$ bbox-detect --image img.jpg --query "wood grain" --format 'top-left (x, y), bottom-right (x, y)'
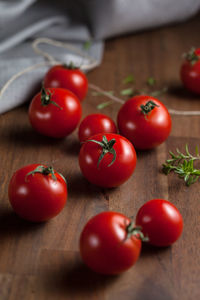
top-left (1, 13), bottom-right (200, 300)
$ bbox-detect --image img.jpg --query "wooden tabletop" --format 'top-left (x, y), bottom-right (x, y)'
top-left (1, 13), bottom-right (200, 300)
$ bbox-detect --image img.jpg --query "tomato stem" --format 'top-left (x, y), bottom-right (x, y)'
top-left (140, 100), bottom-right (159, 115)
top-left (183, 47), bottom-right (199, 65)
top-left (26, 165), bottom-right (57, 181)
top-left (85, 135), bottom-right (116, 168)
top-left (40, 85), bottom-right (63, 110)
top-left (125, 222), bottom-right (149, 242)
top-left (63, 61), bottom-right (79, 70)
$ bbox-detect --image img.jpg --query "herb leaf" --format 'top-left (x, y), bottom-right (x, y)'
top-left (147, 77), bottom-right (156, 86)
top-left (96, 101), bottom-right (113, 110)
top-left (162, 144), bottom-right (200, 186)
top-left (123, 75), bottom-right (135, 84)
top-left (150, 87), bottom-right (168, 97)
top-left (120, 88), bottom-right (134, 97)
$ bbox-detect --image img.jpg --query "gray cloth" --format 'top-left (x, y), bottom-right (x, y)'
top-left (0, 0), bottom-right (200, 114)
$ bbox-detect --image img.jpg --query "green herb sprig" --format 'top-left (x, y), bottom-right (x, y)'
top-left (162, 144), bottom-right (200, 186)
top-left (120, 87), bottom-right (135, 97)
top-left (147, 77), bottom-right (156, 86)
top-left (123, 74), bottom-right (135, 84)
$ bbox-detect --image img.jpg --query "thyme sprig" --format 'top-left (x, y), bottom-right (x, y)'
top-left (162, 145), bottom-right (200, 186)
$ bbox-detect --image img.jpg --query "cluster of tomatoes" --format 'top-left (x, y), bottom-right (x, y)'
top-left (8, 47), bottom-right (200, 275)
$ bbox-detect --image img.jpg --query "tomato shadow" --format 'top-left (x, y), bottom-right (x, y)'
top-left (136, 148), bottom-right (156, 159)
top-left (67, 172), bottom-right (118, 200)
top-left (167, 83), bottom-right (200, 102)
top-left (41, 257), bottom-right (118, 297)
top-left (60, 135), bottom-right (81, 157)
top-left (67, 172), bottom-right (103, 199)
top-left (140, 243), bottom-right (171, 258)
top-left (0, 207), bottom-right (45, 240)
top-left (1, 124), bottom-right (65, 149)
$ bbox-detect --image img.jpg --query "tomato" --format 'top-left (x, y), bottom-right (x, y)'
top-left (44, 64), bottom-right (88, 101)
top-left (80, 211), bottom-right (142, 274)
top-left (78, 113), bottom-right (117, 143)
top-left (117, 95), bottom-right (171, 150)
top-left (180, 47), bottom-right (200, 95)
top-left (79, 133), bottom-right (137, 188)
top-left (136, 199), bottom-right (183, 247)
top-left (8, 164), bottom-right (67, 222)
top-left (29, 87), bottom-right (82, 138)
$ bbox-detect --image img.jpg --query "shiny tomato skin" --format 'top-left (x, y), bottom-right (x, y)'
top-left (136, 199), bottom-right (183, 247)
top-left (8, 164), bottom-right (67, 222)
top-left (29, 88), bottom-right (82, 138)
top-left (79, 133), bottom-right (137, 188)
top-left (80, 211), bottom-right (141, 275)
top-left (78, 113), bottom-right (117, 142)
top-left (180, 48), bottom-right (200, 94)
top-left (117, 95), bottom-right (172, 150)
top-left (44, 65), bottom-right (88, 101)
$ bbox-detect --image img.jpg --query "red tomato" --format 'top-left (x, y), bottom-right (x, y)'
top-left (78, 113), bottom-right (117, 142)
top-left (79, 133), bottom-right (137, 187)
top-left (80, 211), bottom-right (142, 274)
top-left (180, 47), bottom-right (200, 95)
top-left (8, 164), bottom-right (67, 222)
top-left (117, 95), bottom-right (171, 150)
top-left (29, 87), bottom-right (82, 138)
top-left (44, 64), bottom-right (88, 101)
top-left (136, 199), bottom-right (183, 247)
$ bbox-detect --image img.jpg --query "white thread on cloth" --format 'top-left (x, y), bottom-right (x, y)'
top-left (32, 38), bottom-right (99, 70)
top-left (0, 37), bottom-right (99, 101)
top-left (0, 37), bottom-right (200, 116)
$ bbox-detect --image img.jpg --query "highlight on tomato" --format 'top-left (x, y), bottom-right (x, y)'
top-left (180, 47), bottom-right (200, 95)
top-left (28, 86), bottom-right (82, 138)
top-left (43, 63), bottom-right (88, 101)
top-left (78, 113), bottom-right (117, 143)
top-left (117, 95), bottom-right (172, 150)
top-left (79, 133), bottom-right (137, 188)
top-left (136, 199), bottom-right (183, 247)
top-left (80, 211), bottom-right (146, 275)
top-left (8, 164), bottom-right (67, 222)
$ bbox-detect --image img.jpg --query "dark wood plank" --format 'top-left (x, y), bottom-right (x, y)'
top-left (0, 13), bottom-right (200, 300)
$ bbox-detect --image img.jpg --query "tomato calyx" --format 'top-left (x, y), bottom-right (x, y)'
top-left (140, 100), bottom-right (159, 115)
top-left (41, 86), bottom-right (63, 110)
top-left (183, 47), bottom-right (199, 65)
top-left (63, 61), bottom-right (79, 70)
top-left (25, 165), bottom-right (66, 183)
top-left (125, 222), bottom-right (149, 242)
top-left (86, 135), bottom-right (116, 168)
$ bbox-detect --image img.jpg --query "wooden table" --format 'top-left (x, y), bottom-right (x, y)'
top-left (1, 13), bottom-right (200, 300)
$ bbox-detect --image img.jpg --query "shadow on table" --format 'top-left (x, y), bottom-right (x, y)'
top-left (60, 136), bottom-right (81, 157)
top-left (140, 243), bottom-right (170, 258)
top-left (42, 258), bottom-right (119, 297)
top-left (1, 124), bottom-right (65, 148)
top-left (0, 207), bottom-right (45, 240)
top-left (67, 171), bottom-right (118, 201)
top-left (167, 83), bottom-right (200, 102)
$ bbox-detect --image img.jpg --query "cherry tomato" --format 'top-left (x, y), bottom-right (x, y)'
top-left (80, 211), bottom-right (142, 274)
top-left (8, 164), bottom-right (67, 222)
top-left (44, 64), bottom-right (88, 101)
top-left (29, 87), bottom-right (82, 138)
top-left (79, 133), bottom-right (137, 188)
top-left (117, 95), bottom-right (172, 150)
top-left (136, 199), bottom-right (183, 247)
top-left (180, 47), bottom-right (200, 95)
top-left (78, 113), bottom-right (117, 143)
